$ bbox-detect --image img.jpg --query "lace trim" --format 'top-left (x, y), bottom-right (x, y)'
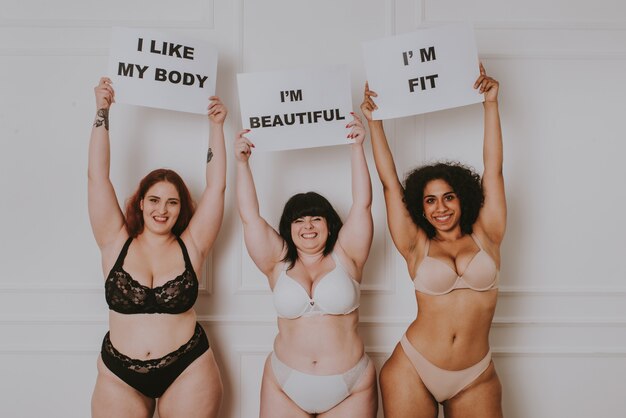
top-left (105, 269), bottom-right (197, 314)
top-left (342, 354), bottom-right (369, 391)
top-left (270, 352), bottom-right (369, 392)
top-left (102, 324), bottom-right (203, 374)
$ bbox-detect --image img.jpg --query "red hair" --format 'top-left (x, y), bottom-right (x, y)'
top-left (125, 169), bottom-right (195, 237)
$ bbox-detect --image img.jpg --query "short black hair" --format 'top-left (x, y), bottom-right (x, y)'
top-left (403, 161), bottom-right (483, 238)
top-left (278, 192), bottom-right (343, 269)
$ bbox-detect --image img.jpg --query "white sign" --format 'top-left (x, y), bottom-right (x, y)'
top-left (237, 66), bottom-right (353, 151)
top-left (108, 27), bottom-right (218, 114)
top-left (362, 23), bottom-right (483, 120)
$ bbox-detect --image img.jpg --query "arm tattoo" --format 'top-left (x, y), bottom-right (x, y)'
top-left (206, 147), bottom-right (214, 163)
top-left (93, 108), bottom-right (109, 131)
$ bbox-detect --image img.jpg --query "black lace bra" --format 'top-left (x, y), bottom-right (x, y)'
top-left (105, 237), bottom-right (198, 314)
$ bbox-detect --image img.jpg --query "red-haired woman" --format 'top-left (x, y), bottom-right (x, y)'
top-left (89, 77), bottom-right (226, 418)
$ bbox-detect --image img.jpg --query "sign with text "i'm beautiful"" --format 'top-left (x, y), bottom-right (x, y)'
top-left (237, 66), bottom-right (353, 151)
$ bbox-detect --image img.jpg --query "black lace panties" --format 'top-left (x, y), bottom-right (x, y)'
top-left (100, 322), bottom-right (209, 398)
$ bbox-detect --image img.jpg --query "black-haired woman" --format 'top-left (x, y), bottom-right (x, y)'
top-left (234, 115), bottom-right (377, 418)
top-left (361, 64), bottom-right (505, 418)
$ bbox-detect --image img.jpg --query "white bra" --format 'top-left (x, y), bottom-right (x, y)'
top-left (273, 253), bottom-right (360, 319)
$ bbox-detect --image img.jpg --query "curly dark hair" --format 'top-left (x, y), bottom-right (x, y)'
top-left (278, 192), bottom-right (343, 269)
top-left (403, 161), bottom-right (483, 238)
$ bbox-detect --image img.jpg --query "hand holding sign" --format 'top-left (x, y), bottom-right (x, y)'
top-left (362, 63), bottom-right (498, 123)
top-left (94, 77), bottom-right (115, 111)
top-left (474, 63), bottom-right (500, 103)
top-left (346, 113), bottom-right (366, 145)
top-left (359, 82), bottom-right (378, 123)
top-left (207, 96), bottom-right (227, 125)
top-left (237, 66), bottom-right (352, 151)
top-left (362, 23), bottom-right (482, 120)
top-left (108, 27), bottom-right (218, 114)
top-left (234, 129), bottom-right (254, 163)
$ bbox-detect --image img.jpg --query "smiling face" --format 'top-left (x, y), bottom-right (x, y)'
top-left (290, 215), bottom-right (329, 254)
top-left (139, 181), bottom-right (181, 236)
top-left (422, 179), bottom-right (462, 234)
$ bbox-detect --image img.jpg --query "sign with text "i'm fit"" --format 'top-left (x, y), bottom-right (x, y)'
top-left (362, 23), bottom-right (483, 120)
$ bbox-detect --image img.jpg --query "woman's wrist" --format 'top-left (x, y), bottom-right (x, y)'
top-left (208, 120), bottom-right (225, 130)
top-left (93, 108), bottom-right (110, 130)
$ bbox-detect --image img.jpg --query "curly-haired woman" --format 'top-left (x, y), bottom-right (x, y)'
top-left (361, 64), bottom-right (505, 418)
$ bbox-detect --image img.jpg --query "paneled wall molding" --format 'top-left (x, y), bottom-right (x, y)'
top-left (234, 0), bottom-right (399, 298)
top-left (0, 347), bottom-right (97, 355)
top-left (481, 51), bottom-right (626, 60)
top-left (5, 345), bottom-right (621, 357)
top-left (424, 20), bottom-right (626, 31)
top-left (0, 47), bottom-right (108, 57)
top-left (2, 282), bottom-right (622, 295)
top-left (0, 315), bottom-right (106, 325)
top-left (4, 47), bottom-right (625, 61)
top-left (2, 314), bottom-right (624, 327)
top-left (366, 346), bottom-right (626, 358)
top-left (0, 259), bottom-right (212, 294)
top-left (0, 0), bottom-right (214, 29)
top-left (0, 19), bottom-right (213, 29)
top-left (498, 286), bottom-right (626, 297)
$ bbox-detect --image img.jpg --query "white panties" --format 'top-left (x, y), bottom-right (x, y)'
top-left (270, 352), bottom-right (369, 414)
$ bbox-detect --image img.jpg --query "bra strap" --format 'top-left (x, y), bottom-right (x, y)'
top-left (470, 233), bottom-right (484, 250)
top-left (423, 238), bottom-right (431, 257)
top-left (112, 237), bottom-right (133, 269)
top-left (330, 252), bottom-right (357, 281)
top-left (330, 252), bottom-right (343, 269)
top-left (176, 236), bottom-right (193, 268)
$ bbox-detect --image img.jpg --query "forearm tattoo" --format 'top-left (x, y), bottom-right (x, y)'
top-left (206, 147), bottom-right (213, 163)
top-left (94, 108), bottom-right (109, 131)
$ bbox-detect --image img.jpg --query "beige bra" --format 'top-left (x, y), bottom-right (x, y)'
top-left (413, 234), bottom-right (499, 295)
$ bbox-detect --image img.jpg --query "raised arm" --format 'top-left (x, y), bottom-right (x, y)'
top-left (88, 77), bottom-right (126, 250)
top-left (473, 64), bottom-right (506, 244)
top-left (360, 83), bottom-right (421, 260)
top-left (184, 97), bottom-right (228, 259)
top-left (336, 113), bottom-right (373, 272)
top-left (235, 130), bottom-right (284, 278)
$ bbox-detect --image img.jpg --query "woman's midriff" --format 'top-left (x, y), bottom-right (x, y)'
top-left (274, 311), bottom-right (363, 374)
top-left (405, 289), bottom-right (498, 370)
top-left (108, 309), bottom-right (198, 359)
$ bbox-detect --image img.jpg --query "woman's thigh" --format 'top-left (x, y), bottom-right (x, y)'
top-left (259, 354), bottom-right (312, 418)
top-left (157, 348), bottom-right (223, 418)
top-left (380, 343), bottom-right (438, 418)
top-left (91, 356), bottom-right (155, 418)
top-left (319, 357), bottom-right (378, 418)
top-left (443, 362), bottom-right (503, 418)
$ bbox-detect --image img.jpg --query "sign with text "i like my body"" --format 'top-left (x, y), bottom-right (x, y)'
top-left (108, 27), bottom-right (218, 114)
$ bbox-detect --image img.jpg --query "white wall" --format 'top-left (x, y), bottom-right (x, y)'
top-left (1, 1), bottom-right (625, 417)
